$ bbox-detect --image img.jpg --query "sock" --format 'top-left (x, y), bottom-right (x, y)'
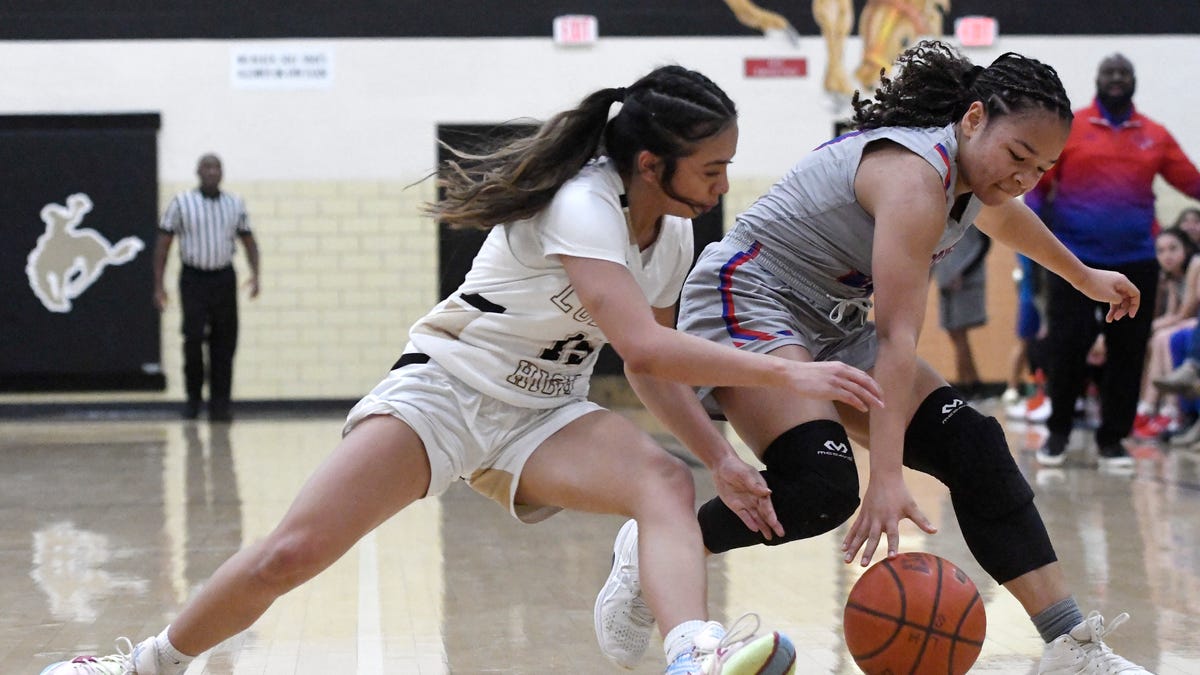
top-left (1032, 597), bottom-right (1085, 643)
top-left (154, 626), bottom-right (195, 674)
top-left (664, 620), bottom-right (707, 665)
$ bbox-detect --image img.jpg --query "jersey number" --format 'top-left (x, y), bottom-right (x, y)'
top-left (540, 333), bottom-right (595, 365)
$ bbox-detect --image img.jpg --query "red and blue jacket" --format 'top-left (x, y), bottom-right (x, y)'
top-left (1025, 99), bottom-right (1200, 266)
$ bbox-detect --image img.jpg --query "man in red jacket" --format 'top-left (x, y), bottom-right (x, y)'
top-left (1026, 53), bottom-right (1200, 468)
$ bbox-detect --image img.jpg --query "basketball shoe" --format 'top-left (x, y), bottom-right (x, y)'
top-left (596, 519), bottom-right (655, 668)
top-left (1036, 432), bottom-right (1069, 467)
top-left (39, 636), bottom-right (162, 674)
top-left (1038, 612), bottom-right (1150, 674)
top-left (666, 615), bottom-right (796, 675)
top-left (1097, 443), bottom-right (1135, 470)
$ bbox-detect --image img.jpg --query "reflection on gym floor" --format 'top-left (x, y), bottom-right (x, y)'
top-left (6, 398), bottom-right (1200, 673)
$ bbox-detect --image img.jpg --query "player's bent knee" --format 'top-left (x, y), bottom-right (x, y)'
top-left (636, 449), bottom-right (696, 506)
top-left (902, 387), bottom-right (1055, 582)
top-left (904, 387), bottom-right (1034, 520)
top-left (700, 420), bottom-right (859, 553)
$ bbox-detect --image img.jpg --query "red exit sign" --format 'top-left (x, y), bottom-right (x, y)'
top-left (955, 16), bottom-right (998, 47)
top-left (744, 57), bottom-right (808, 78)
top-left (553, 14), bottom-right (598, 45)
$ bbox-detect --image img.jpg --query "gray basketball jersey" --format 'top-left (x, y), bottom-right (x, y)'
top-left (727, 124), bottom-right (982, 302)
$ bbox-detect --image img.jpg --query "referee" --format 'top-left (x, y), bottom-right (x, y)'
top-left (154, 153), bottom-right (260, 422)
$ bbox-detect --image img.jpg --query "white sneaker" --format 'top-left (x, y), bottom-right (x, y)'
top-left (1039, 612), bottom-right (1151, 674)
top-left (1006, 399), bottom-right (1030, 420)
top-left (595, 519), bottom-right (655, 669)
top-left (669, 614), bottom-right (795, 675)
top-left (1027, 396), bottom-right (1052, 423)
top-left (40, 637), bottom-right (159, 674)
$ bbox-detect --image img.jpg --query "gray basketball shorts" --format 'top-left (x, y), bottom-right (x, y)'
top-left (938, 263), bottom-right (988, 332)
top-left (679, 239), bottom-right (878, 401)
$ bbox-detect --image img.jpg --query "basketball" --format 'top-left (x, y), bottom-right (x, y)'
top-left (843, 552), bottom-right (986, 675)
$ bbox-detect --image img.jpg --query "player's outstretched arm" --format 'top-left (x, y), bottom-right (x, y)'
top-left (559, 254), bottom-right (884, 410)
top-left (976, 198), bottom-right (1140, 321)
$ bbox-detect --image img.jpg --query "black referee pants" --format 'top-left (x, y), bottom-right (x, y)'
top-left (179, 265), bottom-right (239, 412)
top-left (1043, 258), bottom-right (1158, 447)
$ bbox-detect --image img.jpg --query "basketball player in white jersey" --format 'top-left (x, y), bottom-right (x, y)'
top-left (42, 66), bottom-right (884, 675)
top-left (597, 43), bottom-right (1152, 674)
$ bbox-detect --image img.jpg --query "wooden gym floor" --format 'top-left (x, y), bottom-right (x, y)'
top-left (4, 396), bottom-right (1200, 674)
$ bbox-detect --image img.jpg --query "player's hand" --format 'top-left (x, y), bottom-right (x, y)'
top-left (245, 275), bottom-right (260, 299)
top-left (785, 361), bottom-right (885, 413)
top-left (153, 288), bottom-right (168, 312)
top-left (1078, 268), bottom-right (1139, 322)
top-left (712, 454), bottom-right (784, 540)
top-left (841, 473), bottom-right (936, 566)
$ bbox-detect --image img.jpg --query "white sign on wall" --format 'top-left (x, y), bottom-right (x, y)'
top-left (231, 45), bottom-right (334, 89)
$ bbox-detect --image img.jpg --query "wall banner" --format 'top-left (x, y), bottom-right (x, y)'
top-left (0, 113), bottom-right (165, 391)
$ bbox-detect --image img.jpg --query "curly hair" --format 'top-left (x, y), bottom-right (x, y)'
top-left (852, 40), bottom-right (1072, 131)
top-left (430, 65), bottom-right (736, 230)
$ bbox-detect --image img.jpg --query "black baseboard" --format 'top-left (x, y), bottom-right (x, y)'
top-left (0, 399), bottom-right (359, 420)
top-left (0, 372), bottom-right (167, 392)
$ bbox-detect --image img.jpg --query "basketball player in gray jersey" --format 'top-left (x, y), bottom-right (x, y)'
top-left (597, 42), bottom-right (1151, 674)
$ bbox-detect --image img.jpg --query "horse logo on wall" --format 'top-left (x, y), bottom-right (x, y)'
top-left (25, 193), bottom-right (145, 313)
top-left (724, 0), bottom-right (949, 94)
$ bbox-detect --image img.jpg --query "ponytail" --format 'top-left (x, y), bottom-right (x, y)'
top-left (431, 65), bottom-right (736, 230)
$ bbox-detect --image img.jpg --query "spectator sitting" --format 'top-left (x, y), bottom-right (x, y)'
top-left (1134, 227), bottom-right (1198, 438)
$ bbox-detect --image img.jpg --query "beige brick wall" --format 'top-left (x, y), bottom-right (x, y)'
top-left (4, 175), bottom-right (1193, 405)
top-left (227, 179), bottom-right (440, 399)
top-left (1, 179), bottom-right (439, 405)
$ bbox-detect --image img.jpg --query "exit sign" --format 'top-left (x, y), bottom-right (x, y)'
top-left (553, 15), bottom-right (598, 46)
top-left (955, 16), bottom-right (998, 47)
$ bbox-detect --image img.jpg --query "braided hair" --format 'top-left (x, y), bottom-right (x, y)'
top-left (432, 65), bottom-right (737, 230)
top-left (852, 40), bottom-right (1072, 131)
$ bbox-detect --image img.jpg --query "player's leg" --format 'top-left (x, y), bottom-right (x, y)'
top-left (851, 358), bottom-right (1149, 673)
top-left (521, 410), bottom-right (796, 674)
top-left (517, 409), bottom-right (705, 638)
top-left (41, 414), bottom-right (435, 675)
top-left (698, 344), bottom-right (862, 553)
top-left (881, 359), bottom-right (1070, 611)
top-left (171, 415), bottom-right (432, 651)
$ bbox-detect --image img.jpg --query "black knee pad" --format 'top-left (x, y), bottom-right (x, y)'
top-left (904, 387), bottom-right (1034, 518)
top-left (699, 420), bottom-right (860, 554)
top-left (905, 387), bottom-right (1056, 583)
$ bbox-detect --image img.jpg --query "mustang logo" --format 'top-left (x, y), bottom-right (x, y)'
top-left (25, 193), bottom-right (144, 313)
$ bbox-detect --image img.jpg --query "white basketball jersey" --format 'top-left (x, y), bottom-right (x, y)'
top-left (408, 158), bottom-right (694, 408)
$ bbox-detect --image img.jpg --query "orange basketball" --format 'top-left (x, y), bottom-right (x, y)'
top-left (843, 552), bottom-right (986, 675)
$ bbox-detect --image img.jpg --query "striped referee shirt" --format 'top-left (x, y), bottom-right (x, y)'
top-left (160, 189), bottom-right (252, 270)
